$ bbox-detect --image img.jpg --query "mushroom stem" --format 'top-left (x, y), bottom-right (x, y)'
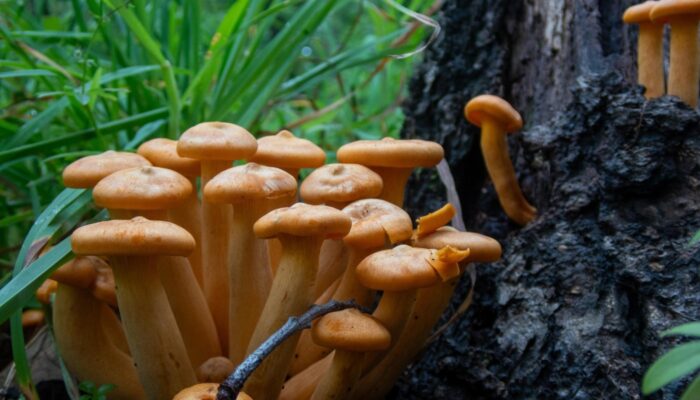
top-left (637, 22), bottom-right (665, 98)
top-left (170, 176), bottom-right (204, 288)
top-left (480, 118), bottom-right (536, 225)
top-left (201, 160), bottom-right (233, 353)
top-left (228, 202), bottom-right (273, 365)
top-left (312, 239), bottom-right (348, 298)
top-left (243, 236), bottom-right (323, 400)
top-left (109, 255), bottom-right (196, 399)
top-left (310, 350), bottom-right (361, 400)
top-left (668, 17), bottom-right (700, 107)
top-left (53, 285), bottom-right (146, 400)
top-left (369, 167), bottom-right (413, 207)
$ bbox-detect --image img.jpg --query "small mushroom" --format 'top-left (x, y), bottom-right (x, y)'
top-left (624, 1), bottom-right (665, 98)
top-left (196, 356), bottom-right (235, 383)
top-left (21, 309), bottom-right (44, 329)
top-left (178, 122), bottom-right (258, 353)
top-left (173, 383), bottom-right (252, 400)
top-left (465, 95), bottom-right (537, 225)
top-left (310, 309), bottom-right (391, 400)
top-left (35, 279), bottom-right (57, 304)
top-left (250, 130), bottom-right (326, 178)
top-left (204, 163), bottom-right (297, 364)
top-left (62, 150), bottom-right (151, 188)
top-left (72, 217), bottom-right (197, 399)
top-left (336, 138), bottom-right (444, 206)
top-left (650, 0), bottom-right (700, 107)
top-left (243, 204), bottom-right (351, 400)
top-left (138, 138), bottom-right (204, 288)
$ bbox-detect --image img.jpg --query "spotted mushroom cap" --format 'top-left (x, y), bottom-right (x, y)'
top-left (62, 151), bottom-right (151, 188)
top-left (173, 383), bottom-right (252, 400)
top-left (336, 137), bottom-right (444, 168)
top-left (177, 122), bottom-right (257, 161)
top-left (342, 199), bottom-right (412, 249)
top-left (250, 130), bottom-right (326, 170)
top-left (413, 226), bottom-right (502, 263)
top-left (204, 163), bottom-right (297, 204)
top-left (650, 0), bottom-right (700, 22)
top-left (137, 138), bottom-right (200, 177)
top-left (93, 166), bottom-right (193, 210)
top-left (254, 203), bottom-right (351, 240)
top-left (311, 308), bottom-right (391, 352)
top-left (623, 1), bottom-right (656, 23)
top-left (300, 163), bottom-right (383, 206)
top-left (72, 217), bottom-right (195, 257)
top-left (356, 245), bottom-right (441, 291)
top-left (464, 95), bottom-right (523, 133)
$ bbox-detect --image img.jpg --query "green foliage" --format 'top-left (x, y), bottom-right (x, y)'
top-left (78, 381), bottom-right (116, 400)
top-left (643, 322), bottom-right (700, 398)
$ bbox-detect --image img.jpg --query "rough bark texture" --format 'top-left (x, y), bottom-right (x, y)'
top-left (397, 1), bottom-right (700, 399)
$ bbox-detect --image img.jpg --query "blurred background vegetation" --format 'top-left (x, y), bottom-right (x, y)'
top-left (0, 0), bottom-right (437, 273)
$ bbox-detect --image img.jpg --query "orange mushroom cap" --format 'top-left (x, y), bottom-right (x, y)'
top-left (464, 95), bottom-right (523, 133)
top-left (300, 163), bottom-right (383, 206)
top-left (36, 279), bottom-right (58, 304)
top-left (254, 203), bottom-right (351, 240)
top-left (62, 151), bottom-right (151, 188)
top-left (341, 199), bottom-right (412, 249)
top-left (250, 130), bottom-right (326, 170)
top-left (50, 256), bottom-right (101, 289)
top-left (72, 217), bottom-right (195, 257)
top-left (196, 356), bottom-right (235, 383)
top-left (413, 226), bottom-right (502, 263)
top-left (336, 137), bottom-right (444, 168)
top-left (173, 383), bottom-right (252, 400)
top-left (204, 163), bottom-right (297, 204)
top-left (21, 309), bottom-right (45, 328)
top-left (93, 166), bottom-right (193, 211)
top-left (623, 1), bottom-right (657, 23)
top-left (137, 138), bottom-right (201, 177)
top-left (177, 122), bottom-right (257, 161)
top-left (311, 308), bottom-right (391, 352)
top-left (650, 0), bottom-right (700, 22)
top-left (356, 245), bottom-right (441, 291)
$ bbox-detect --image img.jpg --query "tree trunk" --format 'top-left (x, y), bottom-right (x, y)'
top-left (398, 1), bottom-right (700, 399)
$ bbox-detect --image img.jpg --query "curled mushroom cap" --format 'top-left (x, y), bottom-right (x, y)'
top-left (71, 217), bottom-right (195, 256)
top-left (36, 279), bottom-right (58, 304)
top-left (413, 226), bottom-right (501, 263)
top-left (300, 164), bottom-right (383, 205)
top-left (623, 1), bottom-right (656, 23)
top-left (62, 151), bottom-right (151, 188)
top-left (336, 137), bottom-right (444, 168)
top-left (356, 245), bottom-right (441, 291)
top-left (650, 0), bottom-right (700, 22)
top-left (312, 308), bottom-right (391, 352)
top-left (196, 356), bottom-right (234, 383)
top-left (250, 130), bottom-right (326, 170)
top-left (342, 199), bottom-right (412, 249)
top-left (254, 203), bottom-right (351, 239)
top-left (177, 122), bottom-right (257, 161)
top-left (204, 163), bottom-right (297, 204)
top-left (173, 383), bottom-right (252, 400)
top-left (93, 166), bottom-right (193, 211)
top-left (464, 95), bottom-right (523, 133)
top-left (137, 138), bottom-right (200, 177)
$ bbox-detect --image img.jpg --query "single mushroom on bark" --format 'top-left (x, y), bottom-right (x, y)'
top-left (465, 94), bottom-right (537, 225)
top-left (624, 1), bottom-right (665, 99)
top-left (71, 217), bottom-right (198, 399)
top-left (178, 122), bottom-right (258, 353)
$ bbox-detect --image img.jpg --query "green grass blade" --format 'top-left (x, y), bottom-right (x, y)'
top-left (642, 341), bottom-right (700, 394)
top-left (682, 373), bottom-right (700, 400)
top-left (663, 322), bottom-right (700, 338)
top-left (0, 69), bottom-right (57, 79)
top-left (10, 31), bottom-right (92, 41)
top-left (5, 97), bottom-right (70, 148)
top-left (10, 312), bottom-right (38, 399)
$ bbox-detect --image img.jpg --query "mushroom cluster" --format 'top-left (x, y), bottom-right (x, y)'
top-left (624, 0), bottom-right (700, 107)
top-left (38, 124), bottom-right (504, 400)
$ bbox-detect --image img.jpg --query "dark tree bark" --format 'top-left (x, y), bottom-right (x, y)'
top-left (398, 1), bottom-right (700, 399)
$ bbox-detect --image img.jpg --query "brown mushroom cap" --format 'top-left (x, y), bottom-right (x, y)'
top-left (464, 95), bottom-right (523, 133)
top-left (300, 164), bottom-right (383, 205)
top-left (623, 1), bottom-right (656, 23)
top-left (137, 138), bottom-right (200, 177)
top-left (72, 217), bottom-right (195, 256)
top-left (336, 138), bottom-right (444, 168)
top-left (311, 308), bottom-right (391, 352)
top-left (177, 122), bottom-right (257, 161)
top-left (413, 226), bottom-right (502, 263)
top-left (22, 309), bottom-right (45, 328)
top-left (196, 356), bottom-right (235, 383)
top-left (173, 383), bottom-right (252, 400)
top-left (93, 166), bottom-right (193, 211)
top-left (36, 279), bottom-right (58, 304)
top-left (250, 130), bottom-right (326, 170)
top-left (253, 203), bottom-right (351, 240)
top-left (342, 199), bottom-right (412, 249)
top-left (62, 151), bottom-right (151, 188)
top-left (50, 256), bottom-right (101, 289)
top-left (356, 245), bottom-right (440, 291)
top-left (650, 0), bottom-right (700, 22)
top-left (203, 163), bottom-right (297, 204)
